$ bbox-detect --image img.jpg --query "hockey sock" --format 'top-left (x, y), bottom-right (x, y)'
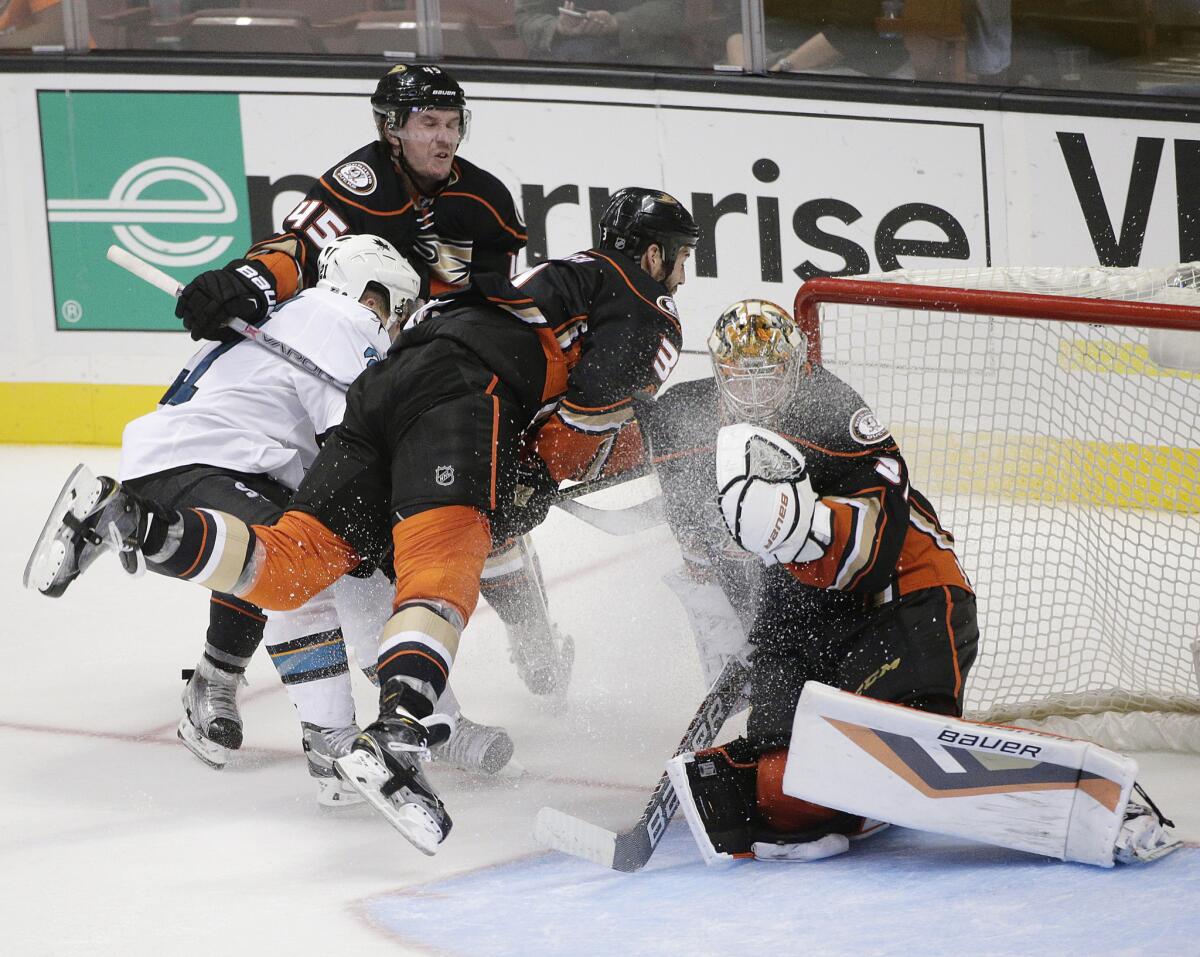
top-left (481, 556), bottom-right (547, 630)
top-left (376, 602), bottom-right (462, 719)
top-left (203, 593), bottom-right (267, 675)
top-left (147, 507), bottom-right (255, 594)
top-left (267, 627), bottom-right (356, 728)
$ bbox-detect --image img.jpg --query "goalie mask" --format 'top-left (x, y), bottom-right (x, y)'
top-left (316, 234), bottom-right (422, 333)
top-left (709, 299), bottom-right (808, 422)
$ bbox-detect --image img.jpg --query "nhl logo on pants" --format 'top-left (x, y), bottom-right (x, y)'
top-left (435, 465), bottom-right (455, 487)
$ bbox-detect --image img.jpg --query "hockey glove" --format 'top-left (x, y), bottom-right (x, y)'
top-left (715, 423), bottom-right (829, 566)
top-left (175, 258), bottom-right (277, 341)
top-left (492, 455), bottom-right (558, 541)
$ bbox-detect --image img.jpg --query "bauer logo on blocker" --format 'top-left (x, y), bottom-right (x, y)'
top-left (39, 91), bottom-right (252, 331)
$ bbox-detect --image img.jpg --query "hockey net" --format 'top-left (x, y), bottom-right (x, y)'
top-left (794, 264), bottom-right (1200, 752)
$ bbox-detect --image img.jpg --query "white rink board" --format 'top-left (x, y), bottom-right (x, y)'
top-left (4, 70), bottom-right (1200, 390)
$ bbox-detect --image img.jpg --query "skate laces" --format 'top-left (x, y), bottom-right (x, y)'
top-left (437, 717), bottom-right (503, 769)
top-left (303, 723), bottom-right (360, 772)
top-left (98, 489), bottom-right (149, 578)
top-left (195, 666), bottom-right (244, 725)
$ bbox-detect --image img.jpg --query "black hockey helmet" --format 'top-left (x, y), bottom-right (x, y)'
top-left (598, 187), bottom-right (699, 264)
top-left (371, 64), bottom-right (469, 134)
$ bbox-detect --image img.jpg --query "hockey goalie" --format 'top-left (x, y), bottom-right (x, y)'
top-left (649, 299), bottom-right (1180, 867)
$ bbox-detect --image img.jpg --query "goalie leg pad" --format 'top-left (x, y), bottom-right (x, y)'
top-left (782, 682), bottom-right (1180, 867)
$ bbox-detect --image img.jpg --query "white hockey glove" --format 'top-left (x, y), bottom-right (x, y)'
top-left (715, 423), bottom-right (831, 566)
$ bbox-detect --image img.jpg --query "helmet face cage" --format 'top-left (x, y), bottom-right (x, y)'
top-left (375, 105), bottom-right (471, 146)
top-left (316, 235), bottom-right (422, 331)
top-left (708, 300), bottom-right (807, 422)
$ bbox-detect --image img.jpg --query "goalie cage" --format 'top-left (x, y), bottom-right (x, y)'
top-left (794, 264), bottom-right (1200, 753)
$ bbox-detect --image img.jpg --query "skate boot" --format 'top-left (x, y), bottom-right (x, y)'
top-left (23, 465), bottom-right (151, 597)
top-left (1114, 785), bottom-right (1182, 864)
top-left (302, 722), bottom-right (364, 807)
top-left (334, 679), bottom-right (452, 855)
top-left (507, 620), bottom-right (575, 696)
top-left (177, 658), bottom-right (245, 769)
top-left (426, 713), bottom-right (516, 776)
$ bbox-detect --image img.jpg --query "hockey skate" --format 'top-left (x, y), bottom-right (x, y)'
top-left (425, 713), bottom-right (517, 776)
top-left (302, 722), bottom-right (365, 807)
top-left (1114, 790), bottom-right (1182, 864)
top-left (23, 465), bottom-right (148, 597)
top-left (334, 681), bottom-right (452, 855)
top-left (177, 658), bottom-right (245, 769)
top-left (507, 620), bottom-right (575, 697)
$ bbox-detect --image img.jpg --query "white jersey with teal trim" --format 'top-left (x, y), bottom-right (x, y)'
top-left (119, 287), bottom-right (390, 489)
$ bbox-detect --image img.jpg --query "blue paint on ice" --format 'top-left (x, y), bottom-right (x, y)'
top-left (363, 825), bottom-right (1200, 957)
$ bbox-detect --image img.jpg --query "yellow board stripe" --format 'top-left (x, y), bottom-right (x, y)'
top-left (0, 383), bottom-right (161, 445)
top-left (1060, 340), bottom-right (1200, 378)
top-left (901, 429), bottom-right (1200, 512)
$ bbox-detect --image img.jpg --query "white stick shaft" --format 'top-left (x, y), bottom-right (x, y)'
top-left (104, 244), bottom-right (350, 391)
top-left (106, 245), bottom-right (182, 298)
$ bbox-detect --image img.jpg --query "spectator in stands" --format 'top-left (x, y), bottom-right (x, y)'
top-left (724, 1), bottom-right (912, 79)
top-left (0, 0), bottom-right (66, 48)
top-left (515, 0), bottom-right (692, 67)
top-left (963, 0), bottom-right (1012, 82)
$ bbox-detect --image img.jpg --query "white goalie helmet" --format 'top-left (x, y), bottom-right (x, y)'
top-left (316, 234), bottom-right (422, 331)
top-left (708, 299), bottom-right (808, 422)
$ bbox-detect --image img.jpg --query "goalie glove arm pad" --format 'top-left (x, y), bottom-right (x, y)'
top-left (175, 258), bottom-right (278, 341)
top-left (716, 424), bottom-right (822, 566)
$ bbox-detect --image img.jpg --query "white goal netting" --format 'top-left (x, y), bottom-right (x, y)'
top-left (798, 264), bottom-right (1200, 751)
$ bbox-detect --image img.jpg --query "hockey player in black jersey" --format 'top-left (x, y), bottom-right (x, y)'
top-left (175, 64), bottom-right (526, 330)
top-left (27, 187), bottom-right (699, 856)
top-left (644, 298), bottom-right (980, 862)
top-left (165, 65), bottom-right (564, 754)
top-left (655, 299), bottom-right (1178, 869)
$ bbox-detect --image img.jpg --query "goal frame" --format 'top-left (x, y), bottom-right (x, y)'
top-left (790, 271), bottom-right (1200, 751)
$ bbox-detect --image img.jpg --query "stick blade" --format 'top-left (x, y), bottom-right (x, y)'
top-left (534, 807), bottom-right (617, 868)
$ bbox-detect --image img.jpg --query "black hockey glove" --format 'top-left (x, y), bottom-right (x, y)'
top-left (492, 456), bottom-right (558, 541)
top-left (175, 258), bottom-right (277, 341)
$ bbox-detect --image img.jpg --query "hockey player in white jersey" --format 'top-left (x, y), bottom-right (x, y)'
top-left (27, 234), bottom-right (514, 800)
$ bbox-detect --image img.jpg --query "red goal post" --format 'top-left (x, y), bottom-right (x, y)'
top-left (792, 265), bottom-right (1200, 752)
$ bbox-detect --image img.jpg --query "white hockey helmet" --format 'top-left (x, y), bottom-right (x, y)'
top-left (708, 299), bottom-right (808, 422)
top-left (315, 234), bottom-right (422, 330)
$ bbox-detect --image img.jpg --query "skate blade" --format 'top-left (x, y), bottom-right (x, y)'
top-left (22, 464), bottom-right (100, 595)
top-left (314, 775), bottom-right (365, 808)
top-left (176, 717), bottom-right (229, 770)
top-left (334, 751), bottom-right (445, 856)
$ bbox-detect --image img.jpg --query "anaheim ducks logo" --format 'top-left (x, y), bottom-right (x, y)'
top-left (332, 161), bottom-right (376, 196)
top-left (656, 295), bottom-right (679, 318)
top-left (849, 407), bottom-right (890, 445)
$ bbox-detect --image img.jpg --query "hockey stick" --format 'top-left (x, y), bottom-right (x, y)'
top-left (105, 245), bottom-right (352, 390)
top-left (534, 656), bottom-right (751, 872)
top-left (554, 495), bottom-right (666, 536)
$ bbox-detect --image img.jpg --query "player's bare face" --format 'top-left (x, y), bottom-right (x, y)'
top-left (660, 246), bottom-right (692, 295)
top-left (386, 108), bottom-right (462, 188)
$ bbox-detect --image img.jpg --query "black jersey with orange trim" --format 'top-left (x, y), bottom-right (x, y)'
top-left (398, 249), bottom-right (684, 482)
top-left (650, 370), bottom-right (971, 606)
top-left (245, 141), bottom-right (526, 301)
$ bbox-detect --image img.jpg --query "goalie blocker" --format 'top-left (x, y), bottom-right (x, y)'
top-left (672, 681), bottom-right (1181, 867)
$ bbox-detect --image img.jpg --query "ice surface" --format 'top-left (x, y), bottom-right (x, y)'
top-left (1, 446), bottom-right (1196, 956)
